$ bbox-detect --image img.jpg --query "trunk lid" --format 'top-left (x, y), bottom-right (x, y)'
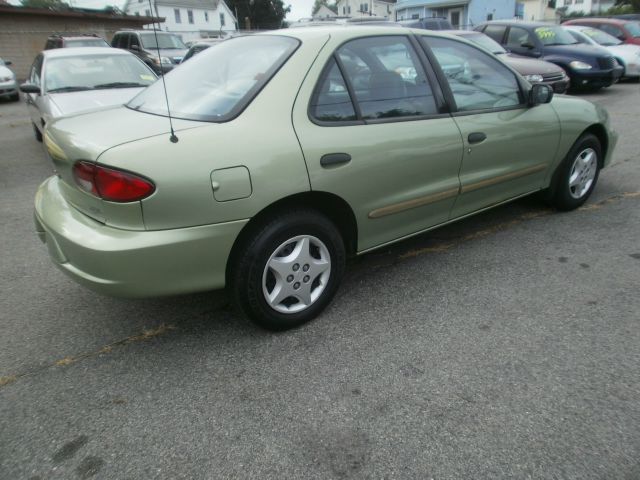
top-left (44, 106), bottom-right (204, 229)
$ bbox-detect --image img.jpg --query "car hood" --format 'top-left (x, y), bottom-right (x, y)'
top-left (0, 65), bottom-right (15, 78)
top-left (48, 87), bottom-right (147, 117)
top-left (544, 43), bottom-right (610, 58)
top-left (502, 53), bottom-right (564, 75)
top-left (605, 43), bottom-right (640, 60)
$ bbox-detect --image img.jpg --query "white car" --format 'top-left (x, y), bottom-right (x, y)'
top-left (0, 58), bottom-right (19, 101)
top-left (20, 47), bottom-right (157, 141)
top-left (564, 25), bottom-right (640, 80)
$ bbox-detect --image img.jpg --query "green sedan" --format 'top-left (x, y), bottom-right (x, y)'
top-left (36, 26), bottom-right (617, 330)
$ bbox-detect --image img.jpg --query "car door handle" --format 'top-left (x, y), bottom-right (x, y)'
top-left (320, 153), bottom-right (351, 168)
top-left (468, 132), bottom-right (487, 144)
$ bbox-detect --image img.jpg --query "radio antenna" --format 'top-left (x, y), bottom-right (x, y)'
top-left (148, 0), bottom-right (178, 143)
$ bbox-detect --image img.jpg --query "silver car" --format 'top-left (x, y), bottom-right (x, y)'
top-left (20, 47), bottom-right (157, 141)
top-left (0, 58), bottom-right (19, 101)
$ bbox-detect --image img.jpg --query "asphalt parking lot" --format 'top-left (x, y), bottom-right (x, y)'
top-left (1, 82), bottom-right (640, 479)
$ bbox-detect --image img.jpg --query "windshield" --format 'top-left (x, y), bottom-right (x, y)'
top-left (65, 38), bottom-right (110, 47)
top-left (127, 35), bottom-right (299, 122)
top-left (535, 26), bottom-right (578, 46)
top-left (44, 54), bottom-right (156, 93)
top-left (463, 33), bottom-right (507, 54)
top-left (627, 22), bottom-right (640, 37)
top-left (578, 27), bottom-right (621, 46)
top-left (140, 33), bottom-right (186, 49)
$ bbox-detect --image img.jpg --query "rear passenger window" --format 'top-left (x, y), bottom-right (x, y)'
top-left (309, 58), bottom-right (357, 122)
top-left (506, 27), bottom-right (534, 49)
top-left (338, 36), bottom-right (438, 120)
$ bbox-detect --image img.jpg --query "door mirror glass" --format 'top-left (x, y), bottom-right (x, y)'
top-left (521, 42), bottom-right (536, 49)
top-left (529, 83), bottom-right (553, 106)
top-left (130, 44), bottom-right (140, 51)
top-left (5, 60), bottom-right (12, 66)
top-left (20, 83), bottom-right (40, 94)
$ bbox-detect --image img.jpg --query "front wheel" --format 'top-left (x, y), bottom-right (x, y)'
top-left (230, 209), bottom-right (346, 331)
top-left (550, 133), bottom-right (601, 211)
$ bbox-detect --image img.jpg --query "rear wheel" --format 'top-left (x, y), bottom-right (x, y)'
top-left (10, 93), bottom-right (19, 102)
top-left (230, 209), bottom-right (346, 331)
top-left (550, 133), bottom-right (601, 211)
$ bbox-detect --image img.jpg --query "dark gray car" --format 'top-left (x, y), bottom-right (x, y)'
top-left (111, 30), bottom-right (187, 75)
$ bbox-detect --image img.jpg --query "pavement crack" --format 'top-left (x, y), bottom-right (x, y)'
top-left (0, 323), bottom-right (176, 391)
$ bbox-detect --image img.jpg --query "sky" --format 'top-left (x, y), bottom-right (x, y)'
top-left (9, 0), bottom-right (316, 22)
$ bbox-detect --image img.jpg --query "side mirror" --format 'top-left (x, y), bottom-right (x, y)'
top-left (529, 83), bottom-right (553, 106)
top-left (521, 42), bottom-right (536, 49)
top-left (130, 44), bottom-right (140, 51)
top-left (4, 60), bottom-right (12, 66)
top-left (20, 83), bottom-right (40, 94)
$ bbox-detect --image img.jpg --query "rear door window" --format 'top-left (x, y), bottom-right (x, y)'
top-left (483, 25), bottom-right (507, 44)
top-left (335, 36), bottom-right (438, 120)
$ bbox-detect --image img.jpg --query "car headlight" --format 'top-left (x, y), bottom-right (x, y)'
top-left (524, 74), bottom-right (544, 83)
top-left (569, 61), bottom-right (592, 70)
top-left (0, 75), bottom-right (12, 82)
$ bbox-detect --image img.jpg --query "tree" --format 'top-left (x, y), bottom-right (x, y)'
top-left (20, 0), bottom-right (69, 9)
top-left (312, 0), bottom-right (337, 16)
top-left (225, 0), bottom-right (291, 30)
top-left (614, 0), bottom-right (640, 12)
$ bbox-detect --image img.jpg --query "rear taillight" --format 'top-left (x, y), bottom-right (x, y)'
top-left (72, 161), bottom-right (155, 202)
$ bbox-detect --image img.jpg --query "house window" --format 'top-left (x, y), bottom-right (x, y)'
top-left (411, 13), bottom-right (419, 19)
top-left (174, 9), bottom-right (181, 23)
top-left (135, 11), bottom-right (140, 15)
top-left (204, 11), bottom-right (209, 22)
top-left (220, 12), bottom-right (225, 26)
top-left (343, 6), bottom-right (345, 14)
top-left (347, 6), bottom-right (351, 13)
top-left (145, 8), bottom-right (150, 16)
top-left (188, 9), bottom-right (194, 24)
top-left (487, 13), bottom-right (493, 20)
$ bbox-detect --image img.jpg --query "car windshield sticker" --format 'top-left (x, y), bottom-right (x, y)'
top-left (535, 27), bottom-right (555, 40)
top-left (140, 74), bottom-right (155, 81)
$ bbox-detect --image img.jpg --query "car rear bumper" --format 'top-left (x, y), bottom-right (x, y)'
top-left (34, 176), bottom-right (248, 298)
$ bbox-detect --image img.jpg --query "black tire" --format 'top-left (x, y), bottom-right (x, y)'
top-left (550, 133), bottom-right (601, 211)
top-left (229, 209), bottom-right (346, 331)
top-left (11, 93), bottom-right (19, 102)
top-left (33, 123), bottom-right (43, 142)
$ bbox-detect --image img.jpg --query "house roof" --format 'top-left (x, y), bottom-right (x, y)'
top-left (153, 0), bottom-right (220, 8)
top-left (0, 4), bottom-right (159, 23)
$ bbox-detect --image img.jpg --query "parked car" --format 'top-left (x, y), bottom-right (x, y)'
top-left (564, 25), bottom-right (640, 80)
top-left (475, 21), bottom-right (623, 91)
top-left (181, 38), bottom-right (225, 63)
top-left (36, 27), bottom-right (616, 330)
top-left (399, 17), bottom-right (453, 30)
top-left (20, 48), bottom-right (157, 141)
top-left (111, 30), bottom-right (188, 74)
top-left (0, 58), bottom-right (19, 101)
top-left (563, 18), bottom-right (640, 46)
top-left (44, 33), bottom-right (109, 49)
top-left (447, 30), bottom-right (570, 93)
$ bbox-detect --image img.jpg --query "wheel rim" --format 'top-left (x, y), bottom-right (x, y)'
top-left (262, 235), bottom-right (331, 314)
top-left (568, 147), bottom-right (598, 200)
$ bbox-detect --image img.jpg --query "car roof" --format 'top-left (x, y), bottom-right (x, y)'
top-left (480, 20), bottom-right (556, 28)
top-left (565, 18), bottom-right (627, 25)
top-left (263, 25), bottom-right (457, 41)
top-left (41, 47), bottom-right (130, 59)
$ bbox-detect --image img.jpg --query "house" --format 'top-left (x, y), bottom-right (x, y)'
top-left (0, 4), bottom-right (157, 78)
top-left (522, 0), bottom-right (558, 22)
top-left (313, 4), bottom-right (339, 19)
top-left (395, 0), bottom-right (524, 29)
top-left (124, 0), bottom-right (236, 42)
top-left (335, 0), bottom-right (396, 19)
top-left (560, 0), bottom-right (615, 16)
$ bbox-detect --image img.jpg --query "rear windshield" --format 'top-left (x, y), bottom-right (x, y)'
top-left (140, 33), bottom-right (186, 49)
top-left (65, 38), bottom-right (109, 47)
top-left (127, 35), bottom-right (299, 122)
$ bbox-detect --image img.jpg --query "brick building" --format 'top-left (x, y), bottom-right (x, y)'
top-left (0, 5), bottom-right (158, 79)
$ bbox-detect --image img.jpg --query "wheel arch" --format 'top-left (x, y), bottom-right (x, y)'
top-left (225, 191), bottom-right (358, 284)
top-left (582, 123), bottom-right (608, 167)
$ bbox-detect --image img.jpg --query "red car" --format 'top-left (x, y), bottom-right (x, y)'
top-left (563, 18), bottom-right (640, 46)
